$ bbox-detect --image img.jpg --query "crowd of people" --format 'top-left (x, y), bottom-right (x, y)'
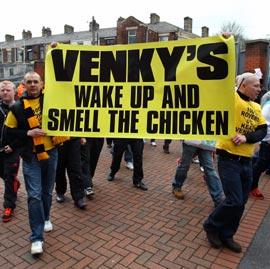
top-left (0, 65), bottom-right (269, 257)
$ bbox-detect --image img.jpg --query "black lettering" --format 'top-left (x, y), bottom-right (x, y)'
top-left (74, 85), bottom-right (90, 107)
top-left (162, 85), bottom-right (173, 108)
top-left (160, 111), bottom-right (171, 134)
top-left (205, 111), bottom-right (215, 134)
top-left (108, 110), bottom-right (117, 132)
top-left (118, 110), bottom-right (130, 133)
top-left (79, 51), bottom-right (99, 82)
top-left (130, 111), bottom-right (139, 133)
top-left (48, 109), bottom-right (59, 130)
top-left (147, 111), bottom-right (158, 133)
top-left (100, 51), bottom-right (126, 82)
top-left (84, 110), bottom-right (92, 132)
top-left (59, 110), bottom-right (75, 131)
top-left (92, 110), bottom-right (100, 132)
top-left (128, 49), bottom-right (155, 82)
top-left (197, 42), bottom-right (228, 80)
top-left (157, 46), bottom-right (185, 81)
top-left (75, 110), bottom-right (84, 131)
top-left (216, 111), bottom-right (228, 135)
top-left (192, 111), bottom-right (204, 134)
top-left (179, 111), bottom-right (191, 134)
top-left (90, 86), bottom-right (101, 107)
top-left (130, 86), bottom-right (142, 108)
top-left (187, 85), bottom-right (199, 108)
top-left (51, 50), bottom-right (78, 81)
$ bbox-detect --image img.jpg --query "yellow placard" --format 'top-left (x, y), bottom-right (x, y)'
top-left (42, 36), bottom-right (235, 139)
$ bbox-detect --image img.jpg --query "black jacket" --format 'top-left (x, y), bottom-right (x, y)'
top-left (5, 93), bottom-right (44, 161)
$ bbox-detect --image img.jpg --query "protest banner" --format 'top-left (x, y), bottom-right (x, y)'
top-left (42, 35), bottom-right (235, 139)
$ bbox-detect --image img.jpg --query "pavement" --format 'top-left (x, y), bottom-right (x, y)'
top-left (0, 140), bottom-right (270, 269)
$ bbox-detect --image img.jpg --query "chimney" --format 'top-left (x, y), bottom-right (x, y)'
top-left (184, 17), bottom-right (192, 33)
top-left (150, 13), bottom-right (160, 24)
top-left (22, 30), bottom-right (32, 39)
top-left (89, 17), bottom-right (99, 32)
top-left (201, 26), bottom-right (209, 37)
top-left (117, 17), bottom-right (125, 26)
top-left (42, 27), bottom-right (52, 37)
top-left (5, 34), bottom-right (14, 42)
top-left (64, 24), bottom-right (74, 34)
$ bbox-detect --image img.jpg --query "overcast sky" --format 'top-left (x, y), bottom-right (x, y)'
top-left (0, 0), bottom-right (268, 42)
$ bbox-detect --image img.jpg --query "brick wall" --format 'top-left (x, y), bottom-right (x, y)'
top-left (117, 17), bottom-right (159, 44)
top-left (245, 40), bottom-right (269, 86)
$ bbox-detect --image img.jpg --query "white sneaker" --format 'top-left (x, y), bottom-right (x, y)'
top-left (31, 241), bottom-right (43, 255)
top-left (44, 220), bottom-right (53, 232)
top-left (192, 157), bottom-right (200, 164)
top-left (125, 162), bottom-right (134, 170)
top-left (200, 166), bottom-right (204, 172)
top-left (85, 187), bottom-right (94, 196)
top-left (151, 141), bottom-right (157, 146)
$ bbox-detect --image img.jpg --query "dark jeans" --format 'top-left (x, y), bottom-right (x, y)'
top-left (203, 155), bottom-right (252, 239)
top-left (252, 142), bottom-right (270, 190)
top-left (23, 148), bottom-right (58, 242)
top-left (124, 145), bottom-right (133, 163)
top-left (81, 138), bottom-right (104, 188)
top-left (0, 150), bottom-right (20, 209)
top-left (172, 143), bottom-right (223, 206)
top-left (110, 139), bottom-right (144, 184)
top-left (55, 139), bottom-right (84, 201)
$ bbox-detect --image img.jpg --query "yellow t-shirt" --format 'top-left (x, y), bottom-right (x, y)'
top-left (217, 92), bottom-right (266, 157)
top-left (5, 98), bottom-right (54, 151)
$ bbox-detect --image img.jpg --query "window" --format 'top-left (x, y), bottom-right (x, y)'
top-left (128, 30), bottom-right (136, 44)
top-left (159, 35), bottom-right (169, 42)
top-left (0, 50), bottom-right (2, 63)
top-left (105, 39), bottom-right (115, 45)
top-left (9, 68), bottom-right (14, 76)
top-left (40, 46), bottom-right (44, 59)
top-left (0, 68), bottom-right (3, 78)
top-left (26, 48), bottom-right (33, 61)
top-left (16, 48), bottom-right (23, 62)
top-left (7, 49), bottom-right (12, 62)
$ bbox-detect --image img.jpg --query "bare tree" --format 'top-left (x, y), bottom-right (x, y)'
top-left (220, 21), bottom-right (245, 49)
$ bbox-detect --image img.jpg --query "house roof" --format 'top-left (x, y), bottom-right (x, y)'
top-left (0, 27), bottom-right (117, 48)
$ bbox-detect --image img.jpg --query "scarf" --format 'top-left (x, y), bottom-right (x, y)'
top-left (23, 99), bottom-right (49, 161)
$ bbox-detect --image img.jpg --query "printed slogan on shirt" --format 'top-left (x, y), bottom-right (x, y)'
top-left (42, 36), bottom-right (235, 139)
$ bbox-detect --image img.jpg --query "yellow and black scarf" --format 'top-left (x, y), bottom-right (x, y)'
top-left (23, 99), bottom-right (49, 161)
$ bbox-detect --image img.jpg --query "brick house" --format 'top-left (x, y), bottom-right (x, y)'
top-left (0, 14), bottom-right (225, 86)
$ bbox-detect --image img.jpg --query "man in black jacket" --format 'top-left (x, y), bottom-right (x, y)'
top-left (5, 72), bottom-right (58, 255)
top-left (0, 80), bottom-right (20, 222)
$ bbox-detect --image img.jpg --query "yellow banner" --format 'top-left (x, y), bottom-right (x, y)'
top-left (42, 36), bottom-right (235, 139)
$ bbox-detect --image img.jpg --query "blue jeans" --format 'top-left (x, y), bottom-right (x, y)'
top-left (203, 155), bottom-right (252, 239)
top-left (23, 148), bottom-right (58, 242)
top-left (172, 143), bottom-right (223, 206)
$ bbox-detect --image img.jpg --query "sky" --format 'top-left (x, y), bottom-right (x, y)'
top-left (0, 0), bottom-right (269, 42)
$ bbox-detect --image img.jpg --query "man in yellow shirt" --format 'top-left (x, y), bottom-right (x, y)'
top-left (5, 71), bottom-right (58, 256)
top-left (203, 72), bottom-right (267, 253)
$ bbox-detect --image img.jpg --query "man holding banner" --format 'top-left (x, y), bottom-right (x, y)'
top-left (4, 72), bottom-right (58, 255)
top-left (203, 72), bottom-right (267, 253)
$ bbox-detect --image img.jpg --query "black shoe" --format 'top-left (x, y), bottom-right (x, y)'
top-left (56, 194), bottom-right (65, 203)
top-left (204, 229), bottom-right (222, 249)
top-left (163, 145), bottom-right (170, 154)
top-left (133, 181), bottom-right (148, 191)
top-left (74, 198), bottom-right (87, 209)
top-left (107, 173), bottom-right (115, 181)
top-left (221, 237), bottom-right (242, 253)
